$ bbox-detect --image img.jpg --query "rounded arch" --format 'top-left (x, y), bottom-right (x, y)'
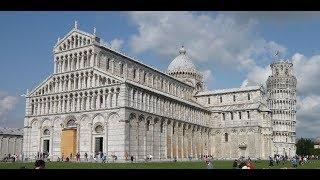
top-left (41, 118), bottom-right (51, 127)
top-left (129, 113), bottom-right (137, 121)
top-left (29, 118), bottom-right (39, 127)
top-left (107, 112), bottom-right (120, 124)
top-left (92, 113), bottom-right (106, 121)
top-left (64, 115), bottom-right (77, 125)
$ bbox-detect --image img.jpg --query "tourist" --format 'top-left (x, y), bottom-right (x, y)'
top-left (102, 154), bottom-right (107, 163)
top-left (34, 159), bottom-right (45, 169)
top-left (84, 152), bottom-right (88, 161)
top-left (76, 152), bottom-right (80, 162)
top-left (207, 161), bottom-right (213, 169)
top-left (269, 156), bottom-right (274, 167)
top-left (291, 157), bottom-right (297, 168)
top-left (232, 159), bottom-right (239, 169)
top-left (131, 156), bottom-right (134, 163)
top-left (248, 161), bottom-right (255, 169)
top-left (66, 157), bottom-right (70, 162)
top-left (57, 157), bottom-right (60, 162)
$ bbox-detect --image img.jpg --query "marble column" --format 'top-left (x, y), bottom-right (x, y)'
top-left (153, 119), bottom-right (161, 159)
top-left (137, 118), bottom-right (145, 160)
top-left (167, 121), bottom-right (173, 159)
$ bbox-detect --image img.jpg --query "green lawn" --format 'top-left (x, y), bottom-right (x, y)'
top-left (0, 160), bottom-right (320, 169)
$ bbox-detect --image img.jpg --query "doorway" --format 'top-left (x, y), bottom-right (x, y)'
top-left (61, 129), bottom-right (77, 158)
top-left (95, 137), bottom-right (103, 155)
top-left (43, 140), bottom-right (50, 154)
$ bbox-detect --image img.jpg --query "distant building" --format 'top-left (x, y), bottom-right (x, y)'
top-left (0, 127), bottom-right (23, 159)
top-left (314, 137), bottom-right (320, 149)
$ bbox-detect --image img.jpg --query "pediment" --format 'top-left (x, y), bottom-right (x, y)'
top-left (53, 29), bottom-right (96, 53)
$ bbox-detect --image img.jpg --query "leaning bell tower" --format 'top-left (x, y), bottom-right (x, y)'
top-left (266, 59), bottom-right (297, 157)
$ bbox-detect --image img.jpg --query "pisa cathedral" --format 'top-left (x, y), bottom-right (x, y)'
top-left (22, 22), bottom-right (297, 161)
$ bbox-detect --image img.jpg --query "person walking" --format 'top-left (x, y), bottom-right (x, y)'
top-left (84, 152), bottom-right (88, 162)
top-left (131, 156), bottom-right (134, 163)
top-left (76, 152), bottom-right (80, 162)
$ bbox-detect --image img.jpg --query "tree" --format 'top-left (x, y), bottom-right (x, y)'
top-left (296, 138), bottom-right (314, 156)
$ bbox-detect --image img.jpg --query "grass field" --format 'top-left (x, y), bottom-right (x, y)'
top-left (1, 160), bottom-right (320, 169)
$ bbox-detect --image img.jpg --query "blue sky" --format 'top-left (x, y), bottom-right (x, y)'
top-left (1, 12), bottom-right (320, 138)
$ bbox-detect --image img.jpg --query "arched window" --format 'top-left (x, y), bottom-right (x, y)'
top-left (43, 129), bottom-right (50, 135)
top-left (247, 111), bottom-right (250, 119)
top-left (106, 59), bottom-right (110, 70)
top-left (220, 96), bottom-right (222, 103)
top-left (160, 122), bottom-right (163, 133)
top-left (143, 72), bottom-right (146, 83)
top-left (239, 112), bottom-right (241, 119)
top-left (146, 120), bottom-right (150, 131)
top-left (231, 112), bottom-right (233, 120)
top-left (208, 97), bottom-right (211, 104)
top-left (95, 125), bottom-right (103, 133)
top-left (233, 94), bottom-right (236, 102)
top-left (225, 133), bottom-right (228, 142)
top-left (222, 113), bottom-right (225, 121)
top-left (247, 93), bottom-right (251, 100)
top-left (133, 69), bottom-right (136, 79)
top-left (67, 119), bottom-right (76, 128)
top-left (120, 63), bottom-right (124, 75)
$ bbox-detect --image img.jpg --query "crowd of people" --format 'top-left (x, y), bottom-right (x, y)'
top-left (232, 157), bottom-right (255, 169)
top-left (1, 153), bottom-right (21, 162)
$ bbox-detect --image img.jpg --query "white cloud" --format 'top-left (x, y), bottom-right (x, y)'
top-left (110, 38), bottom-right (124, 50)
top-left (100, 38), bottom-right (124, 51)
top-left (292, 53), bottom-right (320, 96)
top-left (0, 91), bottom-right (18, 124)
top-left (295, 95), bottom-right (320, 138)
top-left (241, 65), bottom-right (271, 87)
top-left (128, 11), bottom-right (285, 70)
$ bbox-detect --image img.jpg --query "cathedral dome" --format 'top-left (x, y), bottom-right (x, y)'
top-left (167, 46), bottom-right (198, 73)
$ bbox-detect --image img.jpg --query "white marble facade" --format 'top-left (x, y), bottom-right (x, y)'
top-left (23, 22), bottom-right (297, 161)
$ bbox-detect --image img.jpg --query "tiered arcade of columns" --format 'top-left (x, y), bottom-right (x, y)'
top-left (127, 112), bottom-right (212, 160)
top-left (267, 60), bottom-right (297, 157)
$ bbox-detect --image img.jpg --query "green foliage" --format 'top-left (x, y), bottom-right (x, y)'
top-left (296, 138), bottom-right (314, 156)
top-left (310, 148), bottom-right (320, 156)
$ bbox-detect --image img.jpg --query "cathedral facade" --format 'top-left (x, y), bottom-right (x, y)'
top-left (22, 23), bottom-right (297, 161)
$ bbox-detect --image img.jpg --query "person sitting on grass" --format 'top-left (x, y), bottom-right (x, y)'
top-left (34, 159), bottom-right (45, 169)
top-left (233, 159), bottom-right (239, 169)
top-left (248, 161), bottom-right (255, 169)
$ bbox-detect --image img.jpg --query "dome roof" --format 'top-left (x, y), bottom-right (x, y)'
top-left (167, 46), bottom-right (197, 73)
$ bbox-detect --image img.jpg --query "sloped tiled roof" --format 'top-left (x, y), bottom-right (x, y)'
top-left (196, 86), bottom-right (262, 96)
top-left (209, 102), bottom-right (270, 112)
top-left (0, 127), bottom-right (23, 136)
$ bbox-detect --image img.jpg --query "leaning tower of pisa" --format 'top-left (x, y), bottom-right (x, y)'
top-left (266, 60), bottom-right (297, 157)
